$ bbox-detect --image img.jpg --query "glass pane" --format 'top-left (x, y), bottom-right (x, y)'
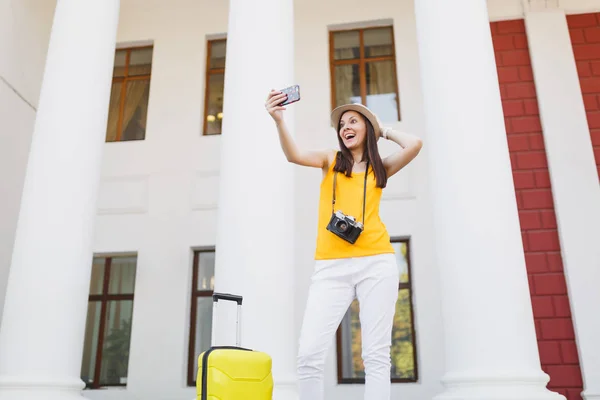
top-left (209, 40), bottom-right (227, 69)
top-left (113, 50), bottom-right (127, 78)
top-left (339, 289), bottom-right (416, 380)
top-left (108, 257), bottom-right (137, 295)
top-left (333, 31), bottom-right (360, 60)
top-left (205, 73), bottom-right (225, 135)
top-left (81, 302), bottom-right (102, 387)
top-left (339, 299), bottom-right (363, 379)
top-left (121, 79), bottom-right (150, 141)
top-left (128, 48), bottom-right (153, 76)
top-left (364, 27), bottom-right (394, 58)
top-left (366, 61), bottom-right (399, 122)
top-left (105, 82), bottom-right (122, 142)
top-left (89, 258), bottom-right (105, 295)
top-left (100, 300), bottom-right (134, 386)
top-left (192, 297), bottom-right (214, 373)
top-left (391, 289), bottom-right (415, 379)
top-left (196, 252), bottom-right (215, 291)
top-left (334, 64), bottom-right (361, 109)
top-left (392, 241), bottom-right (409, 284)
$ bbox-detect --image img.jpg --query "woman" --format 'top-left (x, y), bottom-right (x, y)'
top-left (265, 89), bottom-right (422, 400)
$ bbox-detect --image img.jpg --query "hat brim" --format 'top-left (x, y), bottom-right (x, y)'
top-left (330, 103), bottom-right (381, 134)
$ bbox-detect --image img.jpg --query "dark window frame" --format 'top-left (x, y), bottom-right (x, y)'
top-left (187, 247), bottom-right (216, 386)
top-left (107, 45), bottom-right (153, 143)
top-left (335, 236), bottom-right (418, 384)
top-left (328, 26), bottom-right (401, 120)
top-left (203, 39), bottom-right (226, 136)
top-left (84, 255), bottom-right (136, 389)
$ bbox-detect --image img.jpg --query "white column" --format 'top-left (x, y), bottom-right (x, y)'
top-left (524, 5), bottom-right (600, 400)
top-left (414, 1), bottom-right (564, 399)
top-left (212, 0), bottom-right (297, 399)
top-left (0, 1), bottom-right (119, 400)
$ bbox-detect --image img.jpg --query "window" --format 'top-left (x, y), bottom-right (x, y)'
top-left (81, 255), bottom-right (137, 388)
top-left (203, 39), bottom-right (227, 135)
top-left (329, 26), bottom-right (401, 122)
top-left (106, 46), bottom-right (152, 142)
top-left (336, 238), bottom-right (417, 383)
top-left (187, 249), bottom-right (216, 385)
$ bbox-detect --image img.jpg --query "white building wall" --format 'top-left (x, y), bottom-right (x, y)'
top-left (90, 1), bottom-right (228, 399)
top-left (0, 0), bottom-right (56, 319)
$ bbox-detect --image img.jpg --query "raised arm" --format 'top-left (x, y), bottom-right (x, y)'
top-left (265, 90), bottom-right (332, 169)
top-left (379, 125), bottom-right (423, 178)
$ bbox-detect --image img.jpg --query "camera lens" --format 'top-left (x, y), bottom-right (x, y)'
top-left (336, 221), bottom-right (348, 232)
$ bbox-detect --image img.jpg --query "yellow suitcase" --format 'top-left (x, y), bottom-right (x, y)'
top-left (196, 293), bottom-right (274, 400)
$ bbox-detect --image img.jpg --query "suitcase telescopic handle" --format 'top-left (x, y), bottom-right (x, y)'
top-left (212, 292), bottom-right (243, 347)
top-left (212, 293), bottom-right (243, 305)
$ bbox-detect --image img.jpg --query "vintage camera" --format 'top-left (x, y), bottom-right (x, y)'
top-left (326, 210), bottom-right (364, 244)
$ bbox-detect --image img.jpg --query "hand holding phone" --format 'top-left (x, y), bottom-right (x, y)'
top-left (278, 85), bottom-right (300, 106)
top-left (265, 85), bottom-right (300, 124)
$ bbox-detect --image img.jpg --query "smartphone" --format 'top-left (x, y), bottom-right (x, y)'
top-left (279, 85), bottom-right (300, 106)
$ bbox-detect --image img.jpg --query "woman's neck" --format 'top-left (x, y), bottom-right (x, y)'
top-left (350, 149), bottom-right (365, 164)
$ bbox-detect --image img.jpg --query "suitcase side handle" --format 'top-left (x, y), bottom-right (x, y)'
top-left (212, 292), bottom-right (243, 305)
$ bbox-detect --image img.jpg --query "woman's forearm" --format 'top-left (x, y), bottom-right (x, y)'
top-left (276, 119), bottom-right (301, 162)
top-left (384, 128), bottom-right (423, 150)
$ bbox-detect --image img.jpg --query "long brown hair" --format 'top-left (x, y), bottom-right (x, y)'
top-left (334, 111), bottom-right (388, 188)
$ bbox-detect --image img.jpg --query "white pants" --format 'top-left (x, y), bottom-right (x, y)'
top-left (297, 253), bottom-right (400, 400)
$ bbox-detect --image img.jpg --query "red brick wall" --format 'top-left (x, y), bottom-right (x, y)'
top-left (568, 12), bottom-right (600, 178)
top-left (491, 20), bottom-right (584, 400)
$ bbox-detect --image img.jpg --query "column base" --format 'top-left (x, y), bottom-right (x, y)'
top-left (0, 376), bottom-right (89, 400)
top-left (273, 377), bottom-right (298, 400)
top-left (582, 391), bottom-right (600, 400)
top-left (434, 371), bottom-right (565, 400)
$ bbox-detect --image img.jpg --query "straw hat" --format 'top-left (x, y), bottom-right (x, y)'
top-left (330, 103), bottom-right (382, 134)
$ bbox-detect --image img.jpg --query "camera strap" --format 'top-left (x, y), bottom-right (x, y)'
top-left (332, 161), bottom-right (369, 226)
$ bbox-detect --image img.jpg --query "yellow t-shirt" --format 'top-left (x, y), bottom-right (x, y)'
top-left (314, 160), bottom-right (395, 260)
